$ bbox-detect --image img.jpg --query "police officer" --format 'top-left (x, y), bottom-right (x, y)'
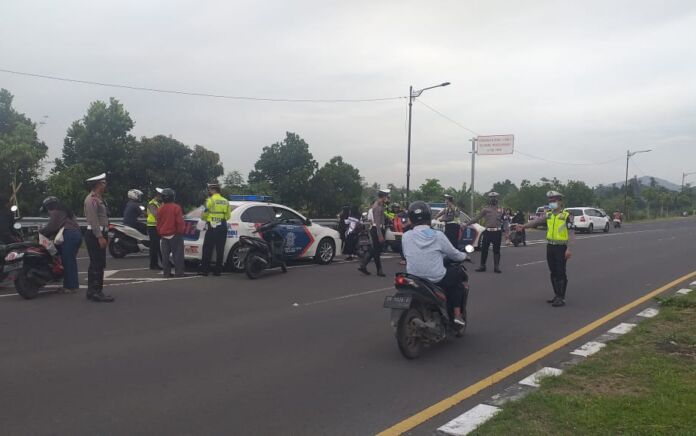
top-left (466, 191), bottom-right (506, 273)
top-left (199, 182), bottom-right (231, 276)
top-left (146, 188), bottom-right (163, 270)
top-left (359, 188), bottom-right (389, 277)
top-left (83, 173), bottom-right (114, 302)
top-left (524, 191), bottom-right (574, 307)
top-left (436, 194), bottom-right (460, 248)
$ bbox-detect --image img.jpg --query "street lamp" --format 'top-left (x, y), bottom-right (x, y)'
top-left (406, 82), bottom-right (451, 202)
top-left (624, 149), bottom-right (652, 217)
top-left (682, 171), bottom-right (696, 192)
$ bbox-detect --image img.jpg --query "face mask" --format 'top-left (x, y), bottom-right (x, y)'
top-left (549, 202), bottom-right (559, 209)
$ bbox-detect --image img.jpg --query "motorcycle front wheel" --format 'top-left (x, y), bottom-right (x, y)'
top-left (108, 239), bottom-right (128, 259)
top-left (396, 308), bottom-right (424, 359)
top-left (245, 254), bottom-right (265, 280)
top-left (15, 271), bottom-right (40, 300)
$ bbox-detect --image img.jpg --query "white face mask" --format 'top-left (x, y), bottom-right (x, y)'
top-left (549, 202), bottom-right (559, 210)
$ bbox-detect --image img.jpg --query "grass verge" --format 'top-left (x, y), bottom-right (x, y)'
top-left (476, 291), bottom-right (696, 435)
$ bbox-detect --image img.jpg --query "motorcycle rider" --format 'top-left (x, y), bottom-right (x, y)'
top-left (146, 188), bottom-right (164, 270)
top-left (199, 182), bottom-right (231, 276)
top-left (402, 201), bottom-right (467, 326)
top-left (83, 173), bottom-right (114, 302)
top-left (511, 210), bottom-right (527, 246)
top-left (466, 191), bottom-right (506, 273)
top-left (123, 189), bottom-right (146, 234)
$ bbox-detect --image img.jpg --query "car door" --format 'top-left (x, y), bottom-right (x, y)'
top-left (273, 207), bottom-right (314, 259)
top-left (239, 205), bottom-right (275, 235)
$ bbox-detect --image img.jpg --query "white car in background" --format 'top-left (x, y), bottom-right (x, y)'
top-left (566, 207), bottom-right (610, 233)
top-left (182, 196), bottom-right (342, 271)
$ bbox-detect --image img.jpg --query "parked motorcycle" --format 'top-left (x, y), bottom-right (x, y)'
top-left (3, 233), bottom-right (63, 299)
top-left (384, 245), bottom-right (474, 359)
top-left (108, 222), bottom-right (150, 258)
top-left (238, 218), bottom-right (288, 279)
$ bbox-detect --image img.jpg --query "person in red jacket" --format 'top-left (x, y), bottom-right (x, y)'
top-left (156, 188), bottom-right (186, 277)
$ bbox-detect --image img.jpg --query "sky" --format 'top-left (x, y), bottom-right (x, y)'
top-left (1, 0), bottom-right (695, 192)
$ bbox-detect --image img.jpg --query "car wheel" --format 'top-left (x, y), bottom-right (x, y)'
top-left (604, 222), bottom-right (610, 233)
top-left (587, 224), bottom-right (594, 234)
top-left (315, 238), bottom-right (335, 265)
top-left (225, 244), bottom-right (244, 273)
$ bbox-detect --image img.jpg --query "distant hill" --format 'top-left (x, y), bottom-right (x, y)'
top-left (606, 176), bottom-right (681, 192)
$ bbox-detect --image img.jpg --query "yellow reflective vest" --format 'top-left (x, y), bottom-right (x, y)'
top-left (146, 198), bottom-right (161, 226)
top-left (202, 193), bottom-right (231, 227)
top-left (546, 210), bottom-right (570, 242)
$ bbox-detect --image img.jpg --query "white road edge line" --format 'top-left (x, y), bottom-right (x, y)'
top-left (571, 341), bottom-right (606, 357)
top-left (515, 260), bottom-right (546, 267)
top-left (607, 323), bottom-right (637, 335)
top-left (518, 367), bottom-right (564, 388)
top-left (437, 403), bottom-right (501, 436)
top-left (299, 287), bottom-right (393, 306)
top-left (676, 288), bottom-right (693, 295)
top-left (637, 308), bottom-right (659, 318)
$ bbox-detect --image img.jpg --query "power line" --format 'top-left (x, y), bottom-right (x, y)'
top-left (0, 68), bottom-right (407, 103)
top-left (415, 99), bottom-right (480, 136)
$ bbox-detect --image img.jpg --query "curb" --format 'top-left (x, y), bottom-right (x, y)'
top-left (436, 281), bottom-right (696, 436)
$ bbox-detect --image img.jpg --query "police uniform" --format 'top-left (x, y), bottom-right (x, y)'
top-left (359, 189), bottom-right (389, 277)
top-left (199, 186), bottom-right (231, 276)
top-left (146, 189), bottom-right (163, 270)
top-left (468, 192), bottom-right (506, 273)
top-left (83, 173), bottom-right (114, 302)
top-left (525, 191), bottom-right (574, 307)
top-left (436, 195), bottom-right (460, 248)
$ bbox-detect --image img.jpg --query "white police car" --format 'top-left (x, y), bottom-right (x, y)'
top-left (183, 195), bottom-right (342, 271)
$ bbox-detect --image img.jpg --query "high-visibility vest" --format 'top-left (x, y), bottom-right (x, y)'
top-left (202, 193), bottom-right (231, 227)
top-left (146, 199), bottom-right (161, 226)
top-left (546, 210), bottom-right (570, 242)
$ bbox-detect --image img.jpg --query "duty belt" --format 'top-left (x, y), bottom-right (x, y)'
top-left (547, 239), bottom-right (568, 245)
top-left (87, 225), bottom-right (108, 231)
top-left (486, 228), bottom-right (501, 232)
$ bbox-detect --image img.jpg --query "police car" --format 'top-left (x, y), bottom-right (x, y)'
top-left (183, 195), bottom-right (342, 271)
top-left (430, 205), bottom-right (485, 251)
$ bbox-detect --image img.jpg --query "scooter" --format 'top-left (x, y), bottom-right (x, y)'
top-left (108, 222), bottom-right (150, 258)
top-left (509, 224), bottom-right (526, 247)
top-left (3, 233), bottom-right (63, 300)
top-left (613, 218), bottom-right (621, 229)
top-left (384, 245), bottom-right (474, 359)
top-left (237, 219), bottom-right (288, 279)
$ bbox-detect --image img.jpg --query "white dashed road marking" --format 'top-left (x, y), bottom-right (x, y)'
top-left (571, 341), bottom-right (606, 357)
top-left (637, 308), bottom-right (659, 318)
top-left (437, 404), bottom-right (502, 436)
top-left (608, 323), bottom-right (637, 335)
top-left (518, 367), bottom-right (564, 388)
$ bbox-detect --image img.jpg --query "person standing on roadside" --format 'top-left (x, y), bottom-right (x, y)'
top-left (83, 173), bottom-right (114, 302)
top-left (359, 189), bottom-right (389, 277)
top-left (39, 196), bottom-right (82, 293)
top-left (146, 188), bottom-right (164, 270)
top-left (199, 182), bottom-right (231, 276)
top-left (523, 191), bottom-right (574, 307)
top-left (466, 191), bottom-right (506, 273)
top-left (436, 194), bottom-right (461, 248)
top-left (156, 188), bottom-right (186, 277)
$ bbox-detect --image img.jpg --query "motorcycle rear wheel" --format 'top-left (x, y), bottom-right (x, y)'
top-left (396, 308), bottom-right (424, 359)
top-left (245, 255), bottom-right (265, 280)
top-left (108, 240), bottom-right (128, 258)
top-left (15, 271), bottom-right (40, 300)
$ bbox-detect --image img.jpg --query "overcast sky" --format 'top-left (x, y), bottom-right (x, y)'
top-left (2, 0), bottom-right (695, 191)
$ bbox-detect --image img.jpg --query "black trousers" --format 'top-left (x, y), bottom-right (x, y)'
top-left (147, 226), bottom-right (161, 268)
top-left (437, 266), bottom-right (468, 317)
top-left (201, 224), bottom-right (228, 273)
top-left (546, 244), bottom-right (568, 299)
top-left (84, 231), bottom-right (107, 294)
top-left (361, 227), bottom-right (384, 271)
top-left (343, 232), bottom-right (358, 256)
top-left (479, 230), bottom-right (502, 265)
top-left (444, 223), bottom-right (460, 248)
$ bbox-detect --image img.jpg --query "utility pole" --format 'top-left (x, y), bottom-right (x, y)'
top-left (469, 137), bottom-right (477, 217)
top-left (682, 171), bottom-right (696, 192)
top-left (406, 86), bottom-right (413, 203)
top-left (624, 149), bottom-right (652, 219)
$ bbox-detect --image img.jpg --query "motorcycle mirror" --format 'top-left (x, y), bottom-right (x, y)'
top-left (464, 244), bottom-right (475, 254)
top-left (275, 212), bottom-right (283, 219)
top-left (13, 222), bottom-right (22, 230)
top-left (140, 205), bottom-right (146, 211)
top-left (10, 205), bottom-right (18, 212)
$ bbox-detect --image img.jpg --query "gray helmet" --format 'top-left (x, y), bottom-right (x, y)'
top-left (407, 201), bottom-right (432, 226)
top-left (161, 188), bottom-right (176, 203)
top-left (40, 196), bottom-right (59, 214)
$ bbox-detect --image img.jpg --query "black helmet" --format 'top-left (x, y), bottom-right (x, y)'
top-left (407, 201), bottom-right (432, 226)
top-left (161, 188), bottom-right (176, 203)
top-left (40, 196), bottom-right (59, 214)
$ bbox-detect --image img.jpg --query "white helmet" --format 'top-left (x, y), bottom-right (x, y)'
top-left (127, 189), bottom-right (144, 201)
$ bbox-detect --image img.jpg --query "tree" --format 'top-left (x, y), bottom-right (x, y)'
top-left (248, 132), bottom-right (317, 210)
top-left (0, 89), bottom-right (48, 210)
top-left (491, 179), bottom-right (518, 200)
top-left (418, 179), bottom-right (445, 202)
top-left (308, 156), bottom-right (363, 217)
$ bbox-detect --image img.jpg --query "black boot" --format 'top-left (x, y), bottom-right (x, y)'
top-left (376, 269), bottom-right (386, 277)
top-left (475, 251), bottom-right (488, 272)
top-left (86, 270), bottom-right (98, 300)
top-left (493, 254), bottom-right (502, 273)
top-left (88, 271), bottom-right (114, 302)
top-left (547, 276), bottom-right (559, 303)
top-left (358, 256), bottom-right (371, 275)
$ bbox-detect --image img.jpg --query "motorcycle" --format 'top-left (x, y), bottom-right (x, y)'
top-left (237, 218), bottom-right (288, 279)
top-left (3, 233), bottom-right (63, 300)
top-left (509, 224), bottom-right (525, 247)
top-left (108, 222), bottom-right (150, 258)
top-left (384, 245), bottom-right (474, 359)
top-left (613, 218), bottom-right (621, 229)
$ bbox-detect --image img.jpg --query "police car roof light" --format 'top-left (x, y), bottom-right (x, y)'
top-left (229, 194), bottom-right (273, 202)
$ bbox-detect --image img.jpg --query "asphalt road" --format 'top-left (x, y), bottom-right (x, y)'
top-left (0, 218), bottom-right (694, 435)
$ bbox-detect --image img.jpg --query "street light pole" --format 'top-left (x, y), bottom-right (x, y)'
top-left (682, 171), bottom-right (696, 192)
top-left (469, 137), bottom-right (477, 217)
top-left (623, 149), bottom-right (652, 218)
top-left (405, 82), bottom-right (450, 203)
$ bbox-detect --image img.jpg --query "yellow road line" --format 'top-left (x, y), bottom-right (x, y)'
top-left (377, 269), bottom-right (696, 436)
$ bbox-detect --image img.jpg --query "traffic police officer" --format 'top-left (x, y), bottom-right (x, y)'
top-left (466, 191), bottom-right (506, 273)
top-left (83, 173), bottom-right (114, 302)
top-left (199, 182), bottom-right (231, 276)
top-left (524, 191), bottom-right (574, 307)
top-left (436, 194), bottom-right (460, 248)
top-left (146, 188), bottom-right (164, 270)
top-left (359, 188), bottom-right (389, 277)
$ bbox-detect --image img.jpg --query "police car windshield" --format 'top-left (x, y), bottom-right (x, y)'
top-left (185, 204), bottom-right (237, 219)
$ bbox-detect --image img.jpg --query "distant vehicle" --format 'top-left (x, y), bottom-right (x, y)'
top-left (566, 207), bottom-right (610, 233)
top-left (430, 207), bottom-right (485, 251)
top-left (529, 206), bottom-right (549, 224)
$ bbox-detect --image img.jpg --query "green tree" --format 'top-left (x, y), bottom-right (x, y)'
top-left (491, 179), bottom-right (518, 200)
top-left (308, 156), bottom-right (363, 217)
top-left (418, 178), bottom-right (445, 202)
top-left (0, 89), bottom-right (48, 210)
top-left (248, 132), bottom-right (317, 210)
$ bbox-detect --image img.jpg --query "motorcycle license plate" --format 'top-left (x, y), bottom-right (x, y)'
top-left (383, 295), bottom-right (412, 309)
top-left (3, 260), bottom-right (23, 273)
